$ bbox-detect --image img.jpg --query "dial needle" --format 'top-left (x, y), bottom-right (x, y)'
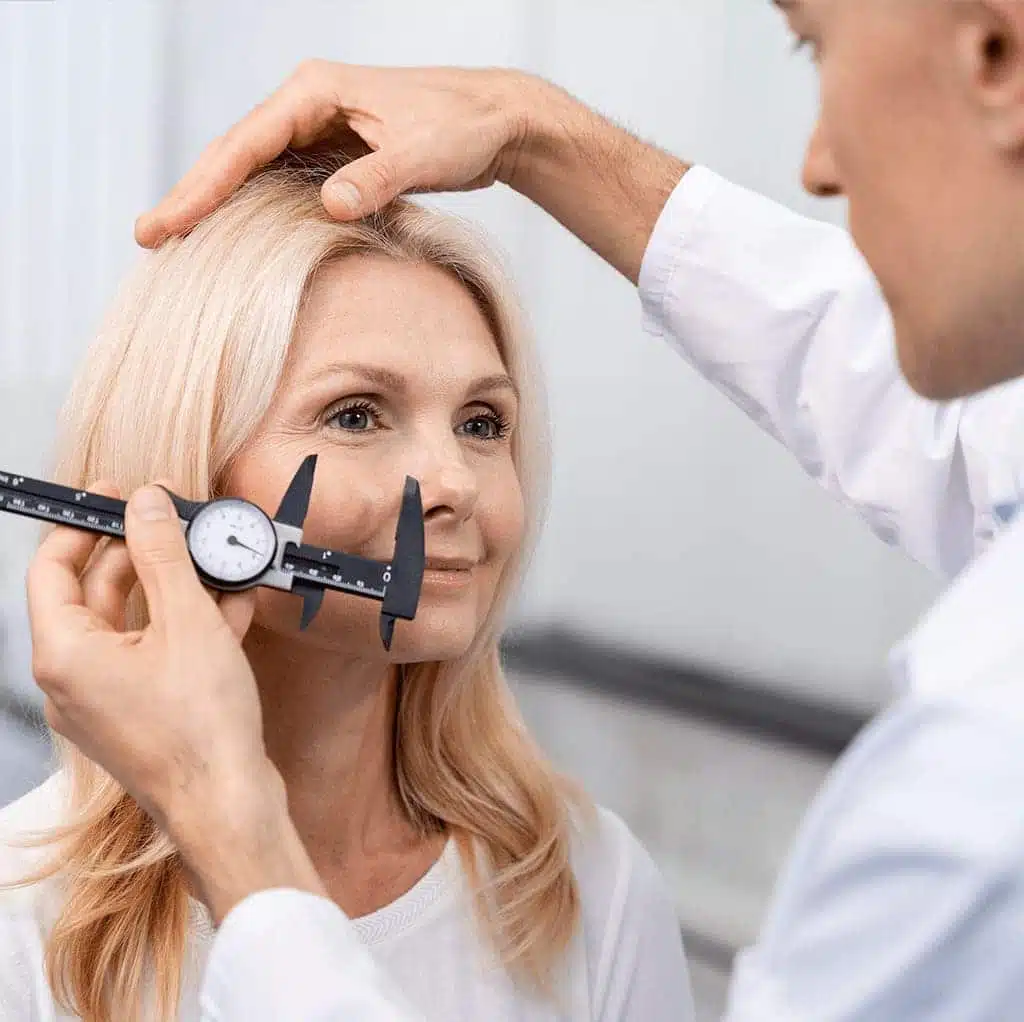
top-left (227, 534), bottom-right (261, 556)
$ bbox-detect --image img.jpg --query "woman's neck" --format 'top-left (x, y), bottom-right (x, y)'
top-left (243, 625), bottom-right (416, 863)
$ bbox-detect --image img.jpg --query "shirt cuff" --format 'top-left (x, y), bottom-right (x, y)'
top-left (638, 165), bottom-right (724, 339)
top-left (200, 889), bottom-right (412, 1022)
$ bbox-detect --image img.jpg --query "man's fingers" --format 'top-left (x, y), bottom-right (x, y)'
top-left (135, 87), bottom-right (314, 247)
top-left (35, 511), bottom-right (103, 579)
top-left (322, 150), bottom-right (413, 220)
top-left (24, 478), bottom-right (123, 649)
top-left (217, 590), bottom-right (258, 643)
top-left (26, 550), bottom-right (88, 671)
top-left (135, 133), bottom-right (253, 246)
top-left (82, 539), bottom-right (138, 631)
top-left (124, 485), bottom-right (204, 630)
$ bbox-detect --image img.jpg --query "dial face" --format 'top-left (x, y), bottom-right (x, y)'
top-left (186, 499), bottom-right (277, 585)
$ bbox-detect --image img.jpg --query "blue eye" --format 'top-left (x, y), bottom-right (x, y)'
top-left (460, 412), bottom-right (511, 441)
top-left (337, 409), bottom-right (369, 430)
top-left (328, 400), bottom-right (378, 432)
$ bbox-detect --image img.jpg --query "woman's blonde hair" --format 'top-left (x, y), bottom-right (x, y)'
top-left (10, 156), bottom-right (583, 1020)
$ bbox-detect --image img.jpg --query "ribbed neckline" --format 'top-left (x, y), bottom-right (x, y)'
top-left (189, 838), bottom-right (458, 946)
top-left (351, 838), bottom-right (457, 946)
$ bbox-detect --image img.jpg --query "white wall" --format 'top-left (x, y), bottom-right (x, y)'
top-left (0, 0), bottom-right (171, 709)
top-left (1, 1), bottom-right (940, 716)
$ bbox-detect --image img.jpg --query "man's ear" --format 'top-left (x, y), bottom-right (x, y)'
top-left (953, 0), bottom-right (1024, 153)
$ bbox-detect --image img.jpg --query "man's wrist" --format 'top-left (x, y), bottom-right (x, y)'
top-left (166, 763), bottom-right (327, 924)
top-left (496, 73), bottom-right (586, 199)
top-left (494, 71), bottom-right (690, 284)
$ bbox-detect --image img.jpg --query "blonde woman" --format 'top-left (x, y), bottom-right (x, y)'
top-left (0, 159), bottom-right (694, 1022)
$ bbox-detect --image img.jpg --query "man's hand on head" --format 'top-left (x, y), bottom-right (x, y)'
top-left (135, 64), bottom-right (540, 247)
top-left (135, 61), bottom-right (687, 285)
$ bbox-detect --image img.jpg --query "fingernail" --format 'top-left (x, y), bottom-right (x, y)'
top-left (329, 181), bottom-right (361, 212)
top-left (131, 486), bottom-right (171, 521)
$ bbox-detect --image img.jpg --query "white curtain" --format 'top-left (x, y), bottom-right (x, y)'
top-left (0, 1), bottom-right (172, 798)
top-left (0, 0), bottom-right (171, 383)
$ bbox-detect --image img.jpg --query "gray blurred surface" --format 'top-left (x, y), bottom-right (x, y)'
top-left (0, 586), bottom-right (50, 810)
top-left (0, 712), bottom-right (49, 809)
top-left (513, 667), bottom-right (837, 1021)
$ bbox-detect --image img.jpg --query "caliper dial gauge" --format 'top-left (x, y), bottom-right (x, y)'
top-left (186, 498), bottom-right (278, 587)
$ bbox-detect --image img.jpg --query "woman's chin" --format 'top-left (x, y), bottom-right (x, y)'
top-left (385, 610), bottom-right (479, 664)
top-left (252, 591), bottom-right (482, 663)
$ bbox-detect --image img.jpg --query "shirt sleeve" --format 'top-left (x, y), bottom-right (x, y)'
top-left (199, 889), bottom-right (422, 1022)
top-left (583, 811), bottom-right (696, 1022)
top-left (724, 694), bottom-right (1024, 1021)
top-left (639, 167), bottom-right (1024, 579)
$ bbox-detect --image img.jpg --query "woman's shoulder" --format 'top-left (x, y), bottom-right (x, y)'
top-left (0, 771), bottom-right (69, 902)
top-left (0, 773), bottom-right (68, 1019)
top-left (567, 805), bottom-right (678, 926)
top-left (566, 805), bottom-right (694, 1018)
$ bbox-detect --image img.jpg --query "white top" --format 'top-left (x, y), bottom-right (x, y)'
top-left (0, 773), bottom-right (695, 1021)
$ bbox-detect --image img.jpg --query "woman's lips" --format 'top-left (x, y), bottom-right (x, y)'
top-left (424, 557), bottom-right (477, 571)
top-left (421, 557), bottom-right (476, 588)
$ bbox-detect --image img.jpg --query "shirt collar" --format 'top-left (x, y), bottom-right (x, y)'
top-left (890, 510), bottom-right (1024, 698)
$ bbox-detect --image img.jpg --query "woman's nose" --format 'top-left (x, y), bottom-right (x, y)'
top-left (412, 440), bottom-right (479, 525)
top-left (802, 118), bottom-right (844, 199)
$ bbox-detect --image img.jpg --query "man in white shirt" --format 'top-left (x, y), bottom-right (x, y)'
top-left (25, 1), bottom-right (1024, 1018)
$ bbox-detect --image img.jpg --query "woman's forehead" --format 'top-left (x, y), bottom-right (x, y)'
top-left (286, 255), bottom-right (509, 389)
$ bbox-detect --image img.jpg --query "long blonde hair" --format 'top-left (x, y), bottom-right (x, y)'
top-left (11, 157), bottom-right (583, 1020)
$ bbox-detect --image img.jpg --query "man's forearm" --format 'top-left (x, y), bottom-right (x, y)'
top-left (502, 75), bottom-right (690, 285)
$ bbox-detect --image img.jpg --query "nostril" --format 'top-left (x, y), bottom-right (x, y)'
top-left (424, 504), bottom-right (456, 522)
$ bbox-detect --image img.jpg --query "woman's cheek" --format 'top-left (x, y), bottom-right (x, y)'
top-left (251, 587), bottom-right (298, 633)
top-left (491, 474), bottom-right (526, 560)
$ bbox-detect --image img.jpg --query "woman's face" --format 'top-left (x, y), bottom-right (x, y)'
top-left (224, 253), bottom-right (525, 663)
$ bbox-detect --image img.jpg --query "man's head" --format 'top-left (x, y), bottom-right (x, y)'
top-left (778, 0), bottom-right (1024, 399)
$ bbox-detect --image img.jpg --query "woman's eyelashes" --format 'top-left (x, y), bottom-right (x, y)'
top-left (327, 397), bottom-right (380, 432)
top-left (323, 398), bottom-right (513, 442)
top-left (458, 407), bottom-right (512, 441)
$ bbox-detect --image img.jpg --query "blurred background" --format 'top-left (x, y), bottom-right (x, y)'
top-left (0, 1), bottom-right (942, 1016)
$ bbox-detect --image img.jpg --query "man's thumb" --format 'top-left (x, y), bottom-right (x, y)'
top-left (125, 486), bottom-right (198, 625)
top-left (322, 152), bottom-right (409, 220)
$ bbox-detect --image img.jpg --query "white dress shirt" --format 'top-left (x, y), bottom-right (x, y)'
top-left (647, 167), bottom-right (1024, 1019)
top-left (722, 518), bottom-right (1024, 1020)
top-left (639, 167), bottom-right (1024, 582)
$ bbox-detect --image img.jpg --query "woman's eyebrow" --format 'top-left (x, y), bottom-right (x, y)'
top-left (302, 361), bottom-right (409, 391)
top-left (301, 361), bottom-right (518, 399)
top-left (471, 373), bottom-right (519, 400)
